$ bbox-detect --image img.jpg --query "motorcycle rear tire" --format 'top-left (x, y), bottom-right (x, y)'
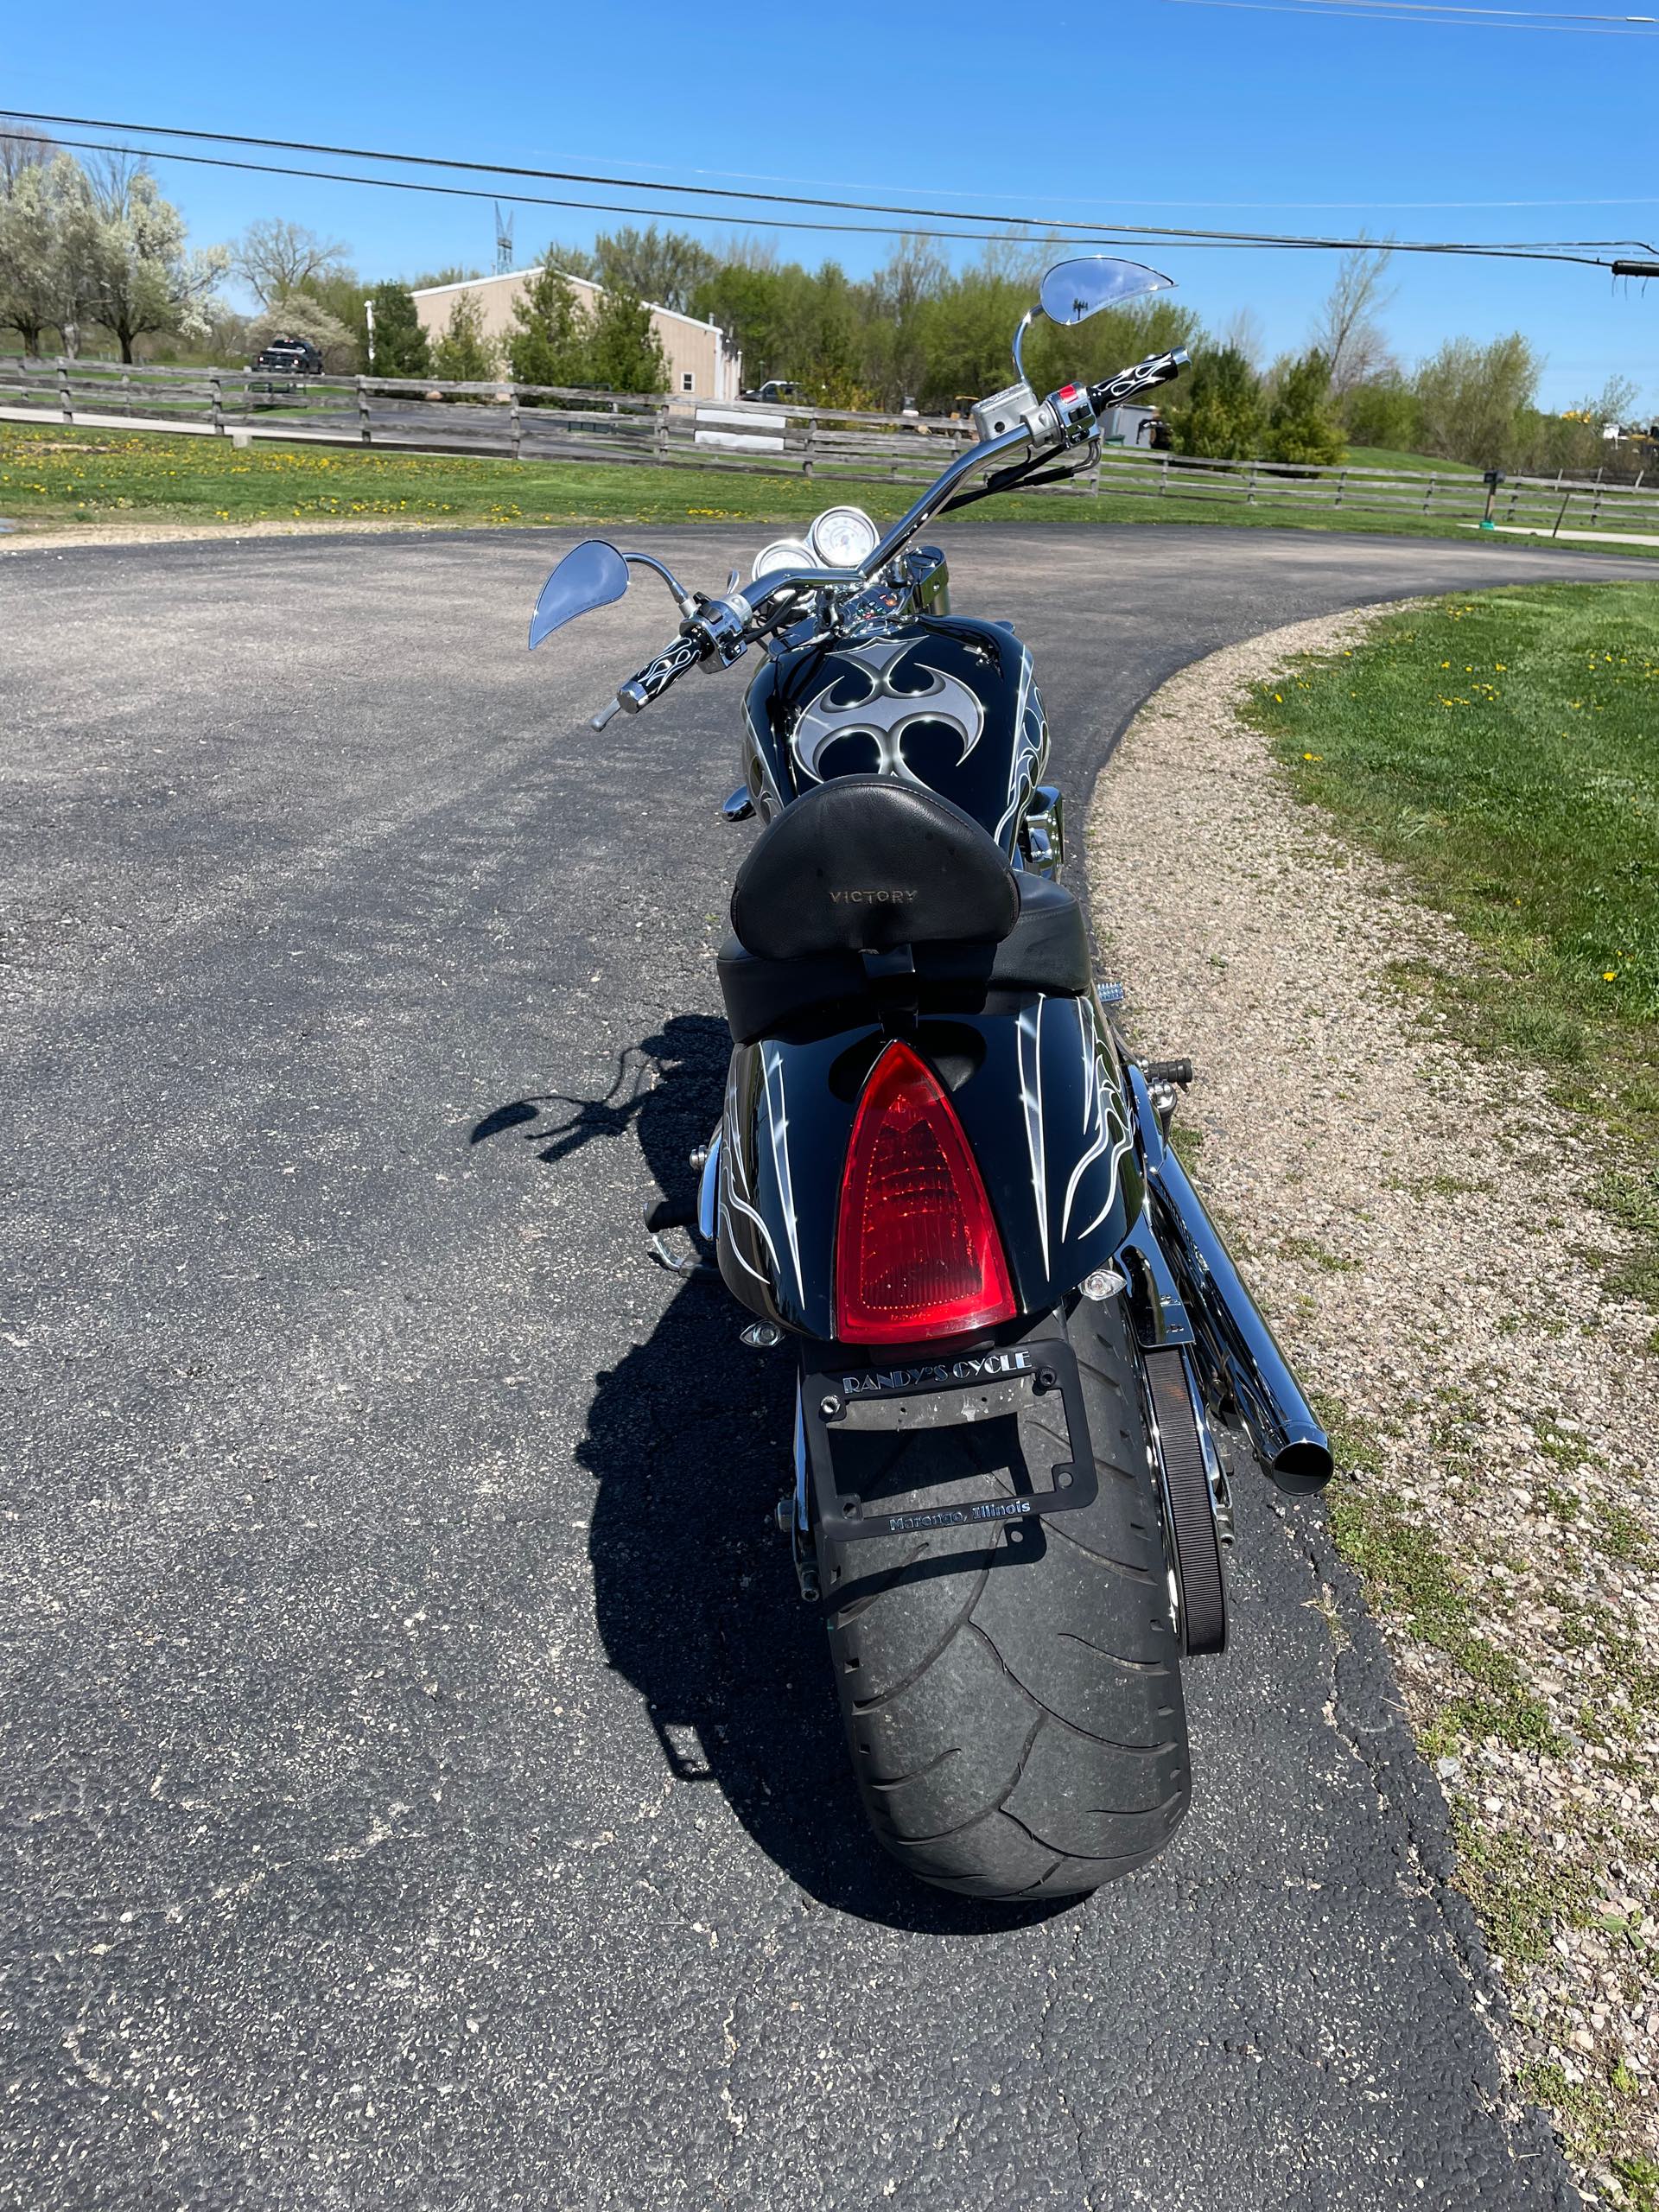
top-left (821, 1298), bottom-right (1190, 1901)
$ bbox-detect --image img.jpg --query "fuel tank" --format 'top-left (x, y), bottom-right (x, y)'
top-left (716, 997), bottom-right (1142, 1339)
top-left (741, 615), bottom-right (1049, 855)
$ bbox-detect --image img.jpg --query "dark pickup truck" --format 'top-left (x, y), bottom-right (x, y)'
top-left (249, 336), bottom-right (326, 383)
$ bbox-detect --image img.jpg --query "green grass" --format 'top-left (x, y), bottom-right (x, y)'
top-left (1346, 444), bottom-right (1482, 478)
top-left (4, 420), bottom-right (1657, 556)
top-left (1247, 583), bottom-right (1659, 1312)
top-left (1325, 1485), bottom-right (1560, 1756)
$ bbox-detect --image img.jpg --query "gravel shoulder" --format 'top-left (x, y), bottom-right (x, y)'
top-left (0, 515), bottom-right (461, 552)
top-left (1090, 605), bottom-right (1659, 2209)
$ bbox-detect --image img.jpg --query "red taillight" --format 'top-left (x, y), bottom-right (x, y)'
top-left (834, 1039), bottom-right (1017, 1345)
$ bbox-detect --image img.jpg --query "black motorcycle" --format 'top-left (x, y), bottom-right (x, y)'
top-left (531, 256), bottom-right (1332, 1901)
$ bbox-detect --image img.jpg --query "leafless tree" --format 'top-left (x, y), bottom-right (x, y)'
top-left (1219, 305), bottom-right (1266, 366)
top-left (235, 218), bottom-right (350, 306)
top-left (1312, 242), bottom-right (1398, 393)
top-left (0, 130), bottom-right (54, 189)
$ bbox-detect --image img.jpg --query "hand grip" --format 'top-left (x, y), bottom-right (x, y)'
top-left (617, 631), bottom-right (704, 715)
top-left (1089, 348), bottom-right (1189, 413)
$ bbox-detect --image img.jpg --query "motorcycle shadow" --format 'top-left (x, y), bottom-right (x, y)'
top-left (555, 1014), bottom-right (1068, 1933)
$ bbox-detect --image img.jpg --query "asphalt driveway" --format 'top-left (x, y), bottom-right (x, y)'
top-left (3, 522), bottom-right (1641, 2210)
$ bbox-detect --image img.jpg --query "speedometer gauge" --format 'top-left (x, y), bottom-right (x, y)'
top-left (808, 505), bottom-right (880, 569)
top-left (752, 537), bottom-right (814, 582)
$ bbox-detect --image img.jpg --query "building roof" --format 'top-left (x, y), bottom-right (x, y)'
top-left (410, 265), bottom-right (728, 340)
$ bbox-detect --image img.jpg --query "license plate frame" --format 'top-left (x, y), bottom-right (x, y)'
top-left (800, 1338), bottom-right (1097, 1548)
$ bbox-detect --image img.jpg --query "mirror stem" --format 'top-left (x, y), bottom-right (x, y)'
top-left (620, 550), bottom-right (698, 618)
top-left (1011, 308), bottom-right (1039, 384)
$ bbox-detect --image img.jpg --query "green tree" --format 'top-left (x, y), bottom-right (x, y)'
top-left (84, 156), bottom-right (228, 363)
top-left (915, 253), bottom-right (1037, 412)
top-left (1341, 375), bottom-right (1422, 453)
top-left (1168, 345), bottom-right (1265, 460)
top-left (1262, 350), bottom-right (1345, 467)
top-left (1413, 333), bottom-right (1539, 470)
top-left (593, 225), bottom-right (717, 313)
top-left (362, 280), bottom-right (429, 377)
top-left (431, 289), bottom-right (497, 383)
top-left (861, 239), bottom-right (950, 409)
top-left (583, 283), bottom-right (666, 392)
top-left (506, 257), bottom-right (590, 387)
top-left (691, 262), bottom-right (796, 388)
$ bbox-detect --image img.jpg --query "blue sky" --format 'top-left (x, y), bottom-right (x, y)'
top-left (8, 0), bottom-right (1656, 410)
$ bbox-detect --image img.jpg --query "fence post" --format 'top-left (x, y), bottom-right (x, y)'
top-left (1334, 468), bottom-right (1346, 508)
top-left (1422, 475), bottom-right (1435, 517)
top-left (1246, 462), bottom-right (1256, 506)
top-left (357, 377), bottom-right (372, 447)
top-left (1591, 477), bottom-right (1604, 530)
top-left (57, 358), bottom-right (72, 424)
top-left (121, 370), bottom-right (132, 417)
top-left (210, 373), bottom-right (224, 436)
top-left (1160, 456), bottom-right (1169, 498)
top-left (509, 385), bottom-right (522, 462)
top-left (1552, 489), bottom-right (1573, 538)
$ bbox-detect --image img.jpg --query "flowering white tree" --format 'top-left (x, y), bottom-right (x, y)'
top-left (0, 149), bottom-right (99, 356)
top-left (85, 156), bottom-right (229, 363)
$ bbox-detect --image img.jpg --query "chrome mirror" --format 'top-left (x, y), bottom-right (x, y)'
top-left (1039, 256), bottom-right (1172, 326)
top-left (528, 538), bottom-right (629, 650)
top-left (1013, 256), bottom-right (1174, 378)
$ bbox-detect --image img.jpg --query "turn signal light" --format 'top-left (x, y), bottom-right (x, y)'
top-left (834, 1040), bottom-right (1016, 1345)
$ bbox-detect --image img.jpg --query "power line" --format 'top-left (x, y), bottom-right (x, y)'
top-left (1, 109), bottom-right (1645, 266)
top-left (1160, 0), bottom-right (1659, 29)
top-left (1262, 0), bottom-right (1656, 16)
top-left (486, 148), bottom-right (1659, 212)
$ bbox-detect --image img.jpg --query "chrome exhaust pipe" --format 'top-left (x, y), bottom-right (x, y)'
top-left (1148, 1145), bottom-right (1333, 1495)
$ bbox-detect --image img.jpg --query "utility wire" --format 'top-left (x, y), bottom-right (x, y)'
top-left (1, 108), bottom-right (1646, 264)
top-left (1248, 0), bottom-right (1656, 16)
top-left (1160, 0), bottom-right (1659, 29)
top-left (488, 148), bottom-right (1659, 211)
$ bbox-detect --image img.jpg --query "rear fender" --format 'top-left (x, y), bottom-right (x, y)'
top-left (716, 994), bottom-right (1144, 1338)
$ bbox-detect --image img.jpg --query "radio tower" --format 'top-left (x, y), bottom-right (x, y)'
top-left (494, 204), bottom-right (514, 276)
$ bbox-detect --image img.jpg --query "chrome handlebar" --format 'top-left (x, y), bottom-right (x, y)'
top-left (591, 350), bottom-right (1188, 728)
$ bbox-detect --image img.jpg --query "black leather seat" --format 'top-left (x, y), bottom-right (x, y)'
top-left (730, 775), bottom-right (1019, 961)
top-left (719, 776), bottom-right (1092, 1045)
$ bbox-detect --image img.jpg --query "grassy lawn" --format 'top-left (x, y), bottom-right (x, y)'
top-left (4, 420), bottom-right (1656, 557)
top-left (1249, 582), bottom-right (1659, 1311)
top-left (1346, 444), bottom-right (1482, 477)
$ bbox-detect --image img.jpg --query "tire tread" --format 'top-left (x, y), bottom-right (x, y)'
top-left (823, 1298), bottom-right (1189, 1899)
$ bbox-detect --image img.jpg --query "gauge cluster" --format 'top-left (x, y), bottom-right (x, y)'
top-left (751, 505), bottom-right (880, 583)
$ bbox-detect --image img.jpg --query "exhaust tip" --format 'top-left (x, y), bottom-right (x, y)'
top-left (1269, 1438), bottom-right (1335, 1495)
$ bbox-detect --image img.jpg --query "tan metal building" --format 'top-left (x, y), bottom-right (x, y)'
top-left (410, 267), bottom-right (742, 399)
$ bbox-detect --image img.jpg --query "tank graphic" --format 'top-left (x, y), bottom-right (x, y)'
top-left (741, 617), bottom-right (1048, 855)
